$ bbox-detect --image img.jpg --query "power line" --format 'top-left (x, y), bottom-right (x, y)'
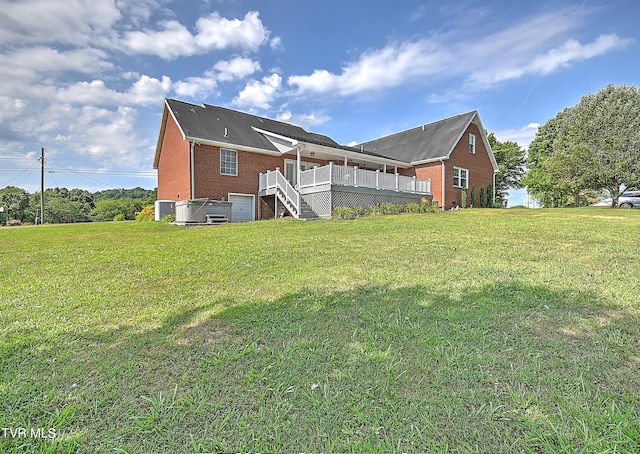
top-left (0, 160), bottom-right (40, 187)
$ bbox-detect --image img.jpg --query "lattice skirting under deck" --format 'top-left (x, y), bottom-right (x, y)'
top-left (301, 187), bottom-right (431, 218)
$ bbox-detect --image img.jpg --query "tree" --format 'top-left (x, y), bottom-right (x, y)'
top-left (488, 133), bottom-right (526, 205)
top-left (552, 84), bottom-right (640, 207)
top-left (522, 110), bottom-right (574, 207)
top-left (92, 198), bottom-right (142, 221)
top-left (0, 186), bottom-right (30, 221)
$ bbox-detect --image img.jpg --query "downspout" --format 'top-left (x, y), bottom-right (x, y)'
top-left (493, 170), bottom-right (497, 207)
top-left (190, 141), bottom-right (196, 200)
top-left (296, 147), bottom-right (301, 216)
top-left (440, 158), bottom-right (446, 210)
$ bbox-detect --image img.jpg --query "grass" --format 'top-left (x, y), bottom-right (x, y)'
top-left (1, 208), bottom-right (639, 452)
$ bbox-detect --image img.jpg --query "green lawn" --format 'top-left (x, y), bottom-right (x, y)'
top-left (1, 208), bottom-right (639, 453)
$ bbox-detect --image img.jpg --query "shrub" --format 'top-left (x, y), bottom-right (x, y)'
top-left (367, 202), bottom-right (403, 216)
top-left (333, 201), bottom-right (436, 219)
top-left (331, 206), bottom-right (364, 220)
top-left (135, 204), bottom-right (154, 222)
top-left (405, 202), bottom-right (435, 213)
top-left (160, 214), bottom-right (176, 223)
top-left (113, 214), bottom-right (126, 222)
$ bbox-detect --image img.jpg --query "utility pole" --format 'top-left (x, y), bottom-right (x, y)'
top-left (40, 147), bottom-right (45, 225)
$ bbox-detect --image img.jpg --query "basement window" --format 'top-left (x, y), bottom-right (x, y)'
top-left (453, 167), bottom-right (468, 188)
top-left (220, 149), bottom-right (237, 176)
top-left (469, 133), bottom-right (476, 154)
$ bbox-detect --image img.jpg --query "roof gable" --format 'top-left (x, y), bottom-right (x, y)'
top-left (357, 111), bottom-right (480, 164)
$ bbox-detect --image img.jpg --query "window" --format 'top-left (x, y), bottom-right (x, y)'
top-left (469, 133), bottom-right (476, 154)
top-left (220, 149), bottom-right (237, 176)
top-left (453, 167), bottom-right (468, 188)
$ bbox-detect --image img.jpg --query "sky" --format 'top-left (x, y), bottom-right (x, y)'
top-left (0, 0), bottom-right (638, 205)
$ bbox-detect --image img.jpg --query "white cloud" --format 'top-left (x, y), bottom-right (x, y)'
top-left (128, 75), bottom-right (172, 104)
top-left (0, 0), bottom-right (122, 46)
top-left (527, 34), bottom-right (632, 75)
top-left (270, 36), bottom-right (283, 50)
top-left (0, 47), bottom-right (113, 89)
top-left (121, 10), bottom-right (270, 59)
top-left (233, 74), bottom-right (282, 109)
top-left (173, 73), bottom-right (218, 99)
top-left (288, 8), bottom-right (631, 98)
top-left (172, 57), bottom-right (261, 98)
top-left (466, 33), bottom-right (632, 89)
top-left (493, 123), bottom-right (541, 149)
top-left (276, 111), bottom-right (331, 130)
top-left (195, 11), bottom-right (268, 52)
top-left (122, 20), bottom-right (197, 59)
top-left (214, 57), bottom-right (261, 82)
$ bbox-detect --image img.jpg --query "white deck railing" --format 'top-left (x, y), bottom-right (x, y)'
top-left (287, 163), bottom-right (431, 194)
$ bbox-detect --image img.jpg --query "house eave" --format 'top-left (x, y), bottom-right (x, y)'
top-left (300, 142), bottom-right (412, 168)
top-left (411, 156), bottom-right (449, 166)
top-left (187, 136), bottom-right (283, 156)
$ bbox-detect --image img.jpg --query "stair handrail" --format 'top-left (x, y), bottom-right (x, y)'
top-left (273, 169), bottom-right (300, 217)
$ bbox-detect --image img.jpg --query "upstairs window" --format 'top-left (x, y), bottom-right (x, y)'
top-left (469, 133), bottom-right (476, 154)
top-left (453, 167), bottom-right (468, 188)
top-left (220, 149), bottom-right (237, 176)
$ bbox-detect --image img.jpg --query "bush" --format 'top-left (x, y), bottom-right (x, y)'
top-left (160, 214), bottom-right (176, 223)
top-left (332, 200), bottom-right (436, 219)
top-left (135, 204), bottom-right (154, 222)
top-left (113, 214), bottom-right (126, 222)
top-left (331, 206), bottom-right (364, 220)
top-left (404, 202), bottom-right (435, 213)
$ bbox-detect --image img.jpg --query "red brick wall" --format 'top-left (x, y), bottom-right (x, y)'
top-left (413, 163), bottom-right (444, 208)
top-left (193, 146), bottom-right (284, 201)
top-left (157, 115), bottom-right (191, 201)
top-left (445, 122), bottom-right (495, 208)
top-left (400, 122), bottom-right (495, 209)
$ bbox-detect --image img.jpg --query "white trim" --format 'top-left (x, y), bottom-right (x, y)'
top-left (469, 114), bottom-right (499, 172)
top-left (220, 148), bottom-right (238, 176)
top-left (469, 133), bottom-right (476, 154)
top-left (412, 156), bottom-right (450, 166)
top-left (453, 167), bottom-right (469, 189)
top-left (190, 141), bottom-right (195, 199)
top-left (228, 193), bottom-right (255, 222)
top-left (252, 127), bottom-right (298, 149)
top-left (190, 136), bottom-right (283, 156)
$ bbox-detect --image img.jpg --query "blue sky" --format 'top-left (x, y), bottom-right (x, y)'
top-left (0, 0), bottom-right (637, 205)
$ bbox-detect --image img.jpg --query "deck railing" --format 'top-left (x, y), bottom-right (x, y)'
top-left (293, 163), bottom-right (431, 194)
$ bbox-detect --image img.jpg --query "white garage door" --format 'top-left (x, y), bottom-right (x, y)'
top-left (228, 194), bottom-right (255, 222)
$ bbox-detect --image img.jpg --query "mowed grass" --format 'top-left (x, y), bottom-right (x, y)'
top-left (1, 208), bottom-right (639, 453)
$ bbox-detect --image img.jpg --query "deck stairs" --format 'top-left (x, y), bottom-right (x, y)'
top-left (271, 170), bottom-right (319, 220)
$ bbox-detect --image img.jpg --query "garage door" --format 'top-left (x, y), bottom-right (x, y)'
top-left (228, 194), bottom-right (255, 222)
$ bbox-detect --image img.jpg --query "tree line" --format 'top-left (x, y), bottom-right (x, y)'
top-left (0, 186), bottom-right (157, 225)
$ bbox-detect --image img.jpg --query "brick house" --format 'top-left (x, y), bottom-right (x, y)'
top-left (154, 99), bottom-right (497, 221)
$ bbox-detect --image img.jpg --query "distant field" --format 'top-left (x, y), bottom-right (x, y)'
top-left (1, 208), bottom-right (639, 452)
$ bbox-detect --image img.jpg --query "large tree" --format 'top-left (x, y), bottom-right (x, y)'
top-left (487, 133), bottom-right (526, 205)
top-left (550, 84), bottom-right (640, 207)
top-left (523, 110), bottom-right (575, 207)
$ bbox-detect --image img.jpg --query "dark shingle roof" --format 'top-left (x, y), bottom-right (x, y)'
top-left (166, 99), bottom-right (341, 151)
top-left (357, 111), bottom-right (478, 163)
